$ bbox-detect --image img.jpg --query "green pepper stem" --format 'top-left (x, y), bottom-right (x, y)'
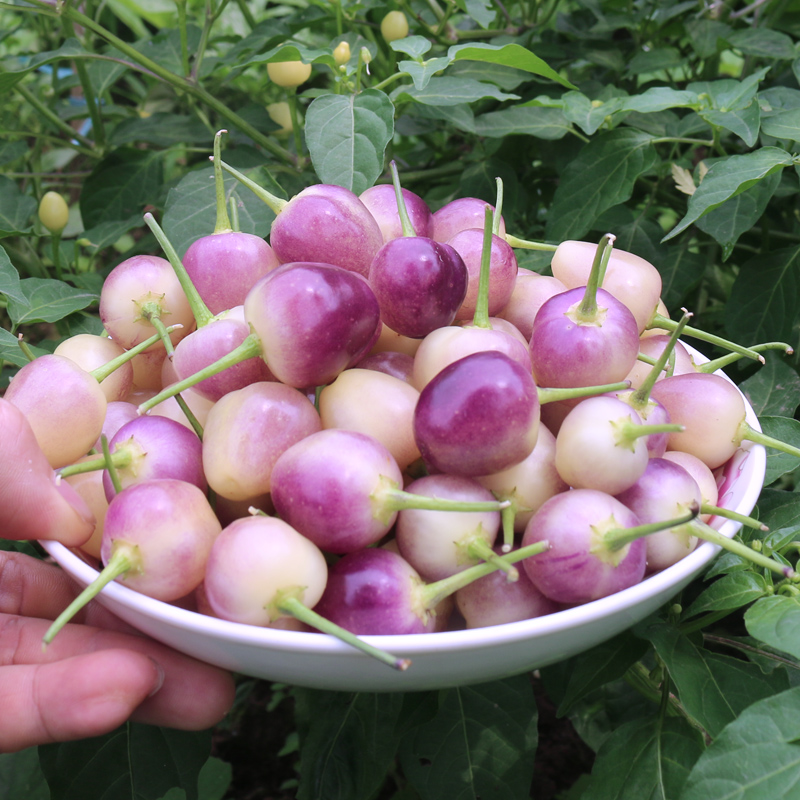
top-left (420, 540), bottom-right (549, 610)
top-left (576, 233), bottom-right (614, 321)
top-left (212, 130), bottom-right (233, 235)
top-left (143, 212), bottom-right (214, 328)
top-left (648, 314), bottom-right (764, 363)
top-left (389, 160), bottom-right (416, 238)
top-left (43, 543), bottom-right (140, 646)
top-left (503, 233), bottom-right (558, 251)
top-left (276, 594), bottom-right (411, 671)
top-left (218, 159), bottom-right (288, 216)
top-left (701, 503), bottom-right (768, 532)
top-left (537, 381), bottom-right (630, 405)
top-left (472, 205), bottom-right (494, 330)
top-left (90, 325), bottom-right (182, 384)
top-left (138, 333), bottom-right (262, 414)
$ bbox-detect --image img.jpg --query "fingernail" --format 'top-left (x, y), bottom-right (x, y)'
top-left (54, 478), bottom-right (96, 527)
top-left (147, 658), bottom-right (166, 697)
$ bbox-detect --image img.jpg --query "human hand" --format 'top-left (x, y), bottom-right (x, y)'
top-left (0, 398), bottom-right (235, 752)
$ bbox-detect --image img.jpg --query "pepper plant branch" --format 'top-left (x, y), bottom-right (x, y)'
top-left (12, 82), bottom-right (97, 156)
top-left (48, 3), bottom-right (296, 165)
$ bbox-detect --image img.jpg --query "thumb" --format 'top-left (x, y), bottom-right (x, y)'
top-left (0, 399), bottom-right (95, 545)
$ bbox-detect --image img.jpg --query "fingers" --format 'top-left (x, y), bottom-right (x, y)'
top-left (0, 399), bottom-right (95, 546)
top-left (0, 613), bottom-right (236, 737)
top-left (0, 649), bottom-right (163, 752)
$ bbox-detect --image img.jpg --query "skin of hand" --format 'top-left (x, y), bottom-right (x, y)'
top-left (0, 398), bottom-right (236, 752)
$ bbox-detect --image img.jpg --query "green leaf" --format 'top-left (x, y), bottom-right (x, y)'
top-left (626, 46), bottom-right (685, 76)
top-left (410, 103), bottom-right (477, 135)
top-left (0, 176), bottom-right (38, 238)
top-left (561, 92), bottom-right (627, 135)
top-left (682, 572), bottom-right (770, 619)
top-left (78, 215), bottom-right (143, 255)
top-left (618, 87), bottom-right (700, 115)
top-left (305, 90), bottom-right (394, 195)
top-left (110, 114), bottom-right (213, 148)
top-left (447, 43), bottom-right (577, 89)
top-left (392, 76), bottom-right (520, 106)
top-left (232, 41), bottom-right (336, 71)
top-left (397, 58), bottom-right (452, 91)
top-left (390, 35), bottom-right (433, 59)
top-left (445, 60), bottom-right (531, 91)
top-left (0, 244), bottom-right (24, 304)
top-left (758, 489), bottom-right (800, 531)
top-left (0, 141), bottom-right (28, 167)
top-left (546, 129), bottom-right (659, 242)
top-left (726, 28), bottom-right (796, 60)
top-left (398, 676), bottom-right (538, 800)
top-left (725, 245), bottom-right (800, 346)
top-left (38, 724), bottom-right (212, 800)
top-left (0, 39), bottom-right (94, 94)
top-left (455, 0), bottom-right (496, 28)
top-left (658, 242), bottom-right (705, 311)
top-left (162, 164), bottom-right (277, 259)
top-left (686, 18), bottom-right (733, 59)
top-left (761, 109), bottom-right (800, 141)
top-left (644, 622), bottom-right (789, 737)
top-left (741, 357), bottom-right (800, 418)
top-left (545, 631), bottom-right (649, 717)
top-left (679, 686), bottom-right (800, 800)
top-left (6, 278), bottom-right (98, 329)
top-left (293, 690), bottom-right (405, 800)
top-left (695, 169), bottom-right (781, 259)
top-left (80, 149), bottom-right (164, 229)
top-left (473, 105), bottom-right (571, 139)
top-left (745, 595), bottom-right (800, 661)
top-left (0, 747), bottom-right (49, 800)
top-left (0, 328), bottom-right (45, 367)
top-left (760, 416), bottom-right (800, 484)
top-left (578, 717), bottom-right (704, 800)
top-left (664, 148), bottom-right (794, 241)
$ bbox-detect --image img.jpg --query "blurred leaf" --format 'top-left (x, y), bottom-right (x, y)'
top-left (80, 149), bottom-right (164, 228)
top-left (0, 39), bottom-right (93, 93)
top-left (0, 747), bottom-right (49, 800)
top-left (390, 36), bottom-right (433, 59)
top-left (626, 46), bottom-right (685, 76)
top-left (0, 244), bottom-right (25, 303)
top-left (745, 596), bottom-right (800, 661)
top-left (760, 416), bottom-right (800, 485)
top-left (561, 92), bottom-right (627, 135)
top-left (448, 43), bottom-right (577, 89)
top-left (78, 215), bottom-right (143, 255)
top-left (398, 59), bottom-right (452, 91)
top-left (658, 243), bottom-right (705, 311)
top-left (399, 676), bottom-right (538, 800)
top-left (682, 572), bottom-right (770, 619)
top-left (726, 28), bottom-right (796, 60)
top-left (293, 690), bottom-right (405, 800)
top-left (544, 631), bottom-right (649, 717)
top-left (758, 489), bottom-right (800, 531)
top-left (473, 105), bottom-right (570, 139)
top-left (392, 76), bottom-right (520, 106)
top-left (0, 141), bottom-right (28, 166)
top-left (162, 164), bottom-right (277, 259)
top-left (0, 176), bottom-right (38, 238)
top-left (686, 18), bottom-right (732, 58)
top-left (546, 129), bottom-right (659, 242)
top-left (455, 0), bottom-right (496, 29)
top-left (761, 110), bottom-right (800, 141)
top-left (618, 87), bottom-right (700, 114)
top-left (39, 724), bottom-right (212, 800)
top-left (110, 114), bottom-right (212, 147)
top-left (695, 169), bottom-right (780, 259)
top-left (576, 717), bottom-right (704, 800)
top-left (741, 358), bottom-right (800, 418)
top-left (679, 687), bottom-right (800, 800)
top-left (725, 245), bottom-right (800, 346)
top-left (6, 278), bottom-right (98, 329)
top-left (664, 148), bottom-right (794, 242)
top-left (644, 622), bottom-right (789, 736)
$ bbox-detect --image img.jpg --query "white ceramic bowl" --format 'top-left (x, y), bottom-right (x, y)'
top-left (41, 350), bottom-right (766, 692)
